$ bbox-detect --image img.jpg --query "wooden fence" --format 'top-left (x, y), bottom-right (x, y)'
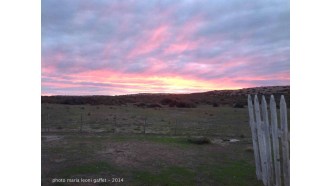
top-left (247, 95), bottom-right (290, 186)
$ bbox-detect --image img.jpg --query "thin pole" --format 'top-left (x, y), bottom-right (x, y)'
top-left (47, 113), bottom-right (49, 132)
top-left (114, 115), bottom-right (117, 133)
top-left (80, 114), bottom-right (83, 133)
top-left (174, 119), bottom-right (177, 136)
top-left (144, 118), bottom-right (147, 134)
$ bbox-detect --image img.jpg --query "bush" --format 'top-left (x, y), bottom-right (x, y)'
top-left (160, 98), bottom-right (173, 105)
top-left (169, 101), bottom-right (177, 107)
top-left (212, 102), bottom-right (219, 107)
top-left (134, 103), bottom-right (146, 107)
top-left (245, 146), bottom-right (254, 152)
top-left (233, 102), bottom-right (244, 108)
top-left (187, 136), bottom-right (211, 144)
top-left (176, 101), bottom-right (196, 108)
top-left (147, 103), bottom-right (162, 108)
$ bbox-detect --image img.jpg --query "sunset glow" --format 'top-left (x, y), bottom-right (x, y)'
top-left (42, 0), bottom-right (289, 95)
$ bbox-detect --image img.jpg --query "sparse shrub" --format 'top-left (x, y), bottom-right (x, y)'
top-left (169, 101), bottom-right (177, 107)
top-left (160, 99), bottom-right (196, 108)
top-left (245, 146), bottom-right (254, 152)
top-left (176, 101), bottom-right (196, 108)
top-left (135, 103), bottom-right (146, 107)
top-left (176, 102), bottom-right (187, 107)
top-left (160, 98), bottom-right (173, 105)
top-left (212, 102), bottom-right (219, 107)
top-left (233, 102), bottom-right (244, 108)
top-left (147, 103), bottom-right (162, 108)
top-left (187, 136), bottom-right (211, 144)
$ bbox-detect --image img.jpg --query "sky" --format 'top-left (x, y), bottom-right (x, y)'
top-left (42, 0), bottom-right (290, 95)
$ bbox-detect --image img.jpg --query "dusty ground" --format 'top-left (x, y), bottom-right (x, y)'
top-left (41, 104), bottom-right (288, 185)
top-left (42, 133), bottom-right (263, 186)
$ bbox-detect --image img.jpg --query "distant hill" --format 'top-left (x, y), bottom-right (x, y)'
top-left (41, 85), bottom-right (290, 108)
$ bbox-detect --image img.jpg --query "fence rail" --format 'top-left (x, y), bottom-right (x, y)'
top-left (41, 114), bottom-right (245, 136)
top-left (248, 95), bottom-right (290, 186)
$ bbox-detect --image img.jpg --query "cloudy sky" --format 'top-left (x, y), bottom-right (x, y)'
top-left (42, 0), bottom-right (289, 95)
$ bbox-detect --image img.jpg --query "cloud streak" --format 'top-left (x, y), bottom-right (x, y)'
top-left (42, 0), bottom-right (289, 95)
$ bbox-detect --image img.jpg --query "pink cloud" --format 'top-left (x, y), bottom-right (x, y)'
top-left (128, 25), bottom-right (169, 58)
top-left (42, 81), bottom-right (81, 89)
top-left (164, 41), bottom-right (198, 54)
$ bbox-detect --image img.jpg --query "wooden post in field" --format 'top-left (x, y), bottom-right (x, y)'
top-left (254, 95), bottom-right (267, 185)
top-left (47, 113), bottom-right (50, 132)
top-left (173, 119), bottom-right (178, 136)
top-left (270, 95), bottom-right (282, 186)
top-left (143, 118), bottom-right (147, 134)
top-left (247, 95), bottom-right (261, 180)
top-left (114, 115), bottom-right (117, 133)
top-left (80, 114), bottom-right (83, 133)
top-left (280, 96), bottom-right (290, 186)
top-left (261, 96), bottom-right (273, 186)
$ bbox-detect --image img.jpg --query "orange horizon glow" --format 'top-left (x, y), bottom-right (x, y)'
top-left (41, 67), bottom-right (286, 96)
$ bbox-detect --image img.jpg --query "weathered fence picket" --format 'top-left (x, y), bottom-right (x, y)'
top-left (261, 96), bottom-right (274, 186)
top-left (248, 96), bottom-right (261, 180)
top-left (254, 96), bottom-right (268, 185)
top-left (280, 96), bottom-right (290, 186)
top-left (248, 95), bottom-right (290, 186)
top-left (270, 95), bottom-right (281, 186)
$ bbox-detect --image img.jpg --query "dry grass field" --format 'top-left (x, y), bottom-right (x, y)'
top-left (41, 86), bottom-right (289, 186)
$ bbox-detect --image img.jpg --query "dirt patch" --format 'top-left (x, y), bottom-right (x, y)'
top-left (42, 135), bottom-right (64, 142)
top-left (98, 141), bottom-right (196, 169)
top-left (210, 138), bottom-right (225, 145)
top-left (50, 155), bottom-right (67, 163)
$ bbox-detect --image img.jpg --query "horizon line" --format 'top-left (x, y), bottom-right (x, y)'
top-left (41, 85), bottom-right (290, 97)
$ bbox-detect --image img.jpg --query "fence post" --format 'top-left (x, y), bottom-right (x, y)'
top-left (261, 96), bottom-right (274, 186)
top-left (80, 114), bottom-right (83, 133)
top-left (47, 113), bottom-right (50, 132)
top-left (114, 115), bottom-right (117, 133)
top-left (254, 95), bottom-right (267, 185)
top-left (174, 119), bottom-right (177, 136)
top-left (270, 95), bottom-right (282, 186)
top-left (248, 95), bottom-right (262, 180)
top-left (280, 96), bottom-right (290, 186)
top-left (143, 118), bottom-right (147, 134)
